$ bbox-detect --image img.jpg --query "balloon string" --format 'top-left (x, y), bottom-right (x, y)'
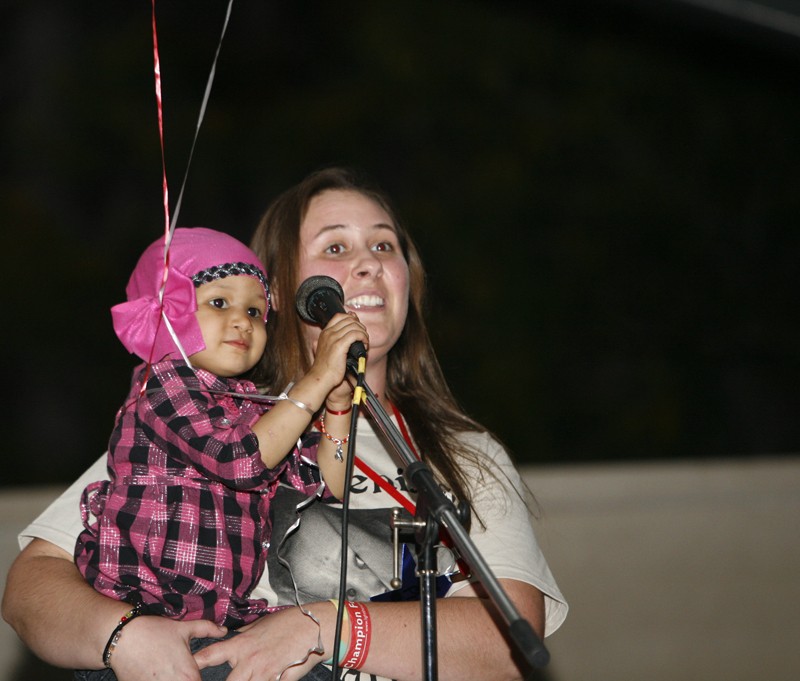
top-left (150, 0), bottom-right (170, 260)
top-left (145, 0), bottom-right (171, 376)
top-left (168, 0), bottom-right (234, 236)
top-left (141, 0), bottom-right (234, 377)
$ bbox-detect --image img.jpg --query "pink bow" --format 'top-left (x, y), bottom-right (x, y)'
top-left (111, 268), bottom-right (204, 363)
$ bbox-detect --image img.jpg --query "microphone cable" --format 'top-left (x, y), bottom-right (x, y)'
top-left (330, 355), bottom-right (367, 679)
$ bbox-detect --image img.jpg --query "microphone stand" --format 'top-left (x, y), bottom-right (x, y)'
top-left (349, 366), bottom-right (550, 679)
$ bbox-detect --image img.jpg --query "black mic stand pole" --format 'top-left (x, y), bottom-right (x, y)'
top-left (348, 365), bottom-right (550, 679)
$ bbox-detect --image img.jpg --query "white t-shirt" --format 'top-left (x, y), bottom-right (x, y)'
top-left (20, 415), bottom-right (567, 681)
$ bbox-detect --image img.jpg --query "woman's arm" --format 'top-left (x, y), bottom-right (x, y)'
top-left (344, 579), bottom-right (545, 681)
top-left (194, 578), bottom-right (545, 681)
top-left (2, 539), bottom-right (225, 678)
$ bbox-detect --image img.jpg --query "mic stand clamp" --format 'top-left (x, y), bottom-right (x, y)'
top-left (390, 488), bottom-right (472, 681)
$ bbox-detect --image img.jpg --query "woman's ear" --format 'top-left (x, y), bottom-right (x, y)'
top-left (269, 285), bottom-right (281, 312)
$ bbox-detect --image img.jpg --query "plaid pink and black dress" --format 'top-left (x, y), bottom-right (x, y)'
top-left (74, 359), bottom-right (320, 628)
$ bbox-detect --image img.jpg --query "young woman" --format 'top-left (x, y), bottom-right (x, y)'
top-left (3, 168), bottom-right (567, 681)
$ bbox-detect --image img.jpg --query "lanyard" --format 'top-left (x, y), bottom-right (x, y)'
top-left (353, 403), bottom-right (417, 515)
top-left (355, 405), bottom-right (469, 578)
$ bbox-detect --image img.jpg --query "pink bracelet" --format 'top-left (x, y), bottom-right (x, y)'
top-left (341, 601), bottom-right (372, 670)
top-left (325, 405), bottom-right (352, 416)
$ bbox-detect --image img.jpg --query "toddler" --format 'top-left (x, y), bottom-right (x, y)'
top-left (75, 227), bottom-right (366, 632)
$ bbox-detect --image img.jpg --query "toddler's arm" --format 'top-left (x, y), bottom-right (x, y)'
top-left (251, 311), bottom-right (367, 498)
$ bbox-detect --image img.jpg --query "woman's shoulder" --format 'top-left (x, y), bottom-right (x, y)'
top-left (452, 427), bottom-right (511, 464)
top-left (449, 428), bottom-right (529, 500)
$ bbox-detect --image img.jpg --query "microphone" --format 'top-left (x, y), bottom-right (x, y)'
top-left (295, 275), bottom-right (367, 361)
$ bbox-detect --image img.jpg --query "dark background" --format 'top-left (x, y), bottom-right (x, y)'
top-left (3, 0), bottom-right (799, 486)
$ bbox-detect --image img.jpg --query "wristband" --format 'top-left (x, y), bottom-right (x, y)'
top-left (324, 599), bottom-right (350, 665)
top-left (102, 602), bottom-right (143, 668)
top-left (341, 601), bottom-right (372, 670)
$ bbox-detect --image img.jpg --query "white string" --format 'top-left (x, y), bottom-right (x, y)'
top-left (168, 0), bottom-right (235, 233)
top-left (160, 311), bottom-right (193, 367)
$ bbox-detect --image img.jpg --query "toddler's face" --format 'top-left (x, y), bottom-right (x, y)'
top-left (188, 276), bottom-right (268, 377)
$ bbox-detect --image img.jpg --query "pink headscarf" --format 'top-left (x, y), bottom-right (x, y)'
top-left (111, 227), bottom-right (269, 363)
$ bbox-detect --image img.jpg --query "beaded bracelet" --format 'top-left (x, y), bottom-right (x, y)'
top-left (318, 413), bottom-right (350, 461)
top-left (102, 602), bottom-right (143, 668)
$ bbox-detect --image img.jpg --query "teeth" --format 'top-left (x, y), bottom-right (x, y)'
top-left (346, 294), bottom-right (385, 309)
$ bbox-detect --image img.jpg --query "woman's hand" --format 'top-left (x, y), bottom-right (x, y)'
top-left (2, 539), bottom-right (226, 680)
top-left (109, 616), bottom-right (227, 681)
top-left (194, 605), bottom-right (332, 681)
top-left (195, 581), bottom-right (545, 681)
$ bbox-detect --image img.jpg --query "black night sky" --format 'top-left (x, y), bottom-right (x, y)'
top-left (2, 0), bottom-right (799, 485)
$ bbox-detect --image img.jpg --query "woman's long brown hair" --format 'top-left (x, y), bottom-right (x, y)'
top-left (250, 167), bottom-right (488, 510)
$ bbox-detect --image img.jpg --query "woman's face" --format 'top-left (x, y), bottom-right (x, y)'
top-left (297, 189), bottom-right (410, 367)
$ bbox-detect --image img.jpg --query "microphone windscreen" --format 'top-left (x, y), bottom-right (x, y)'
top-left (295, 275), bottom-right (344, 323)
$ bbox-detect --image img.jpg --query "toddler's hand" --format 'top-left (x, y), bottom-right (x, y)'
top-left (309, 312), bottom-right (368, 396)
